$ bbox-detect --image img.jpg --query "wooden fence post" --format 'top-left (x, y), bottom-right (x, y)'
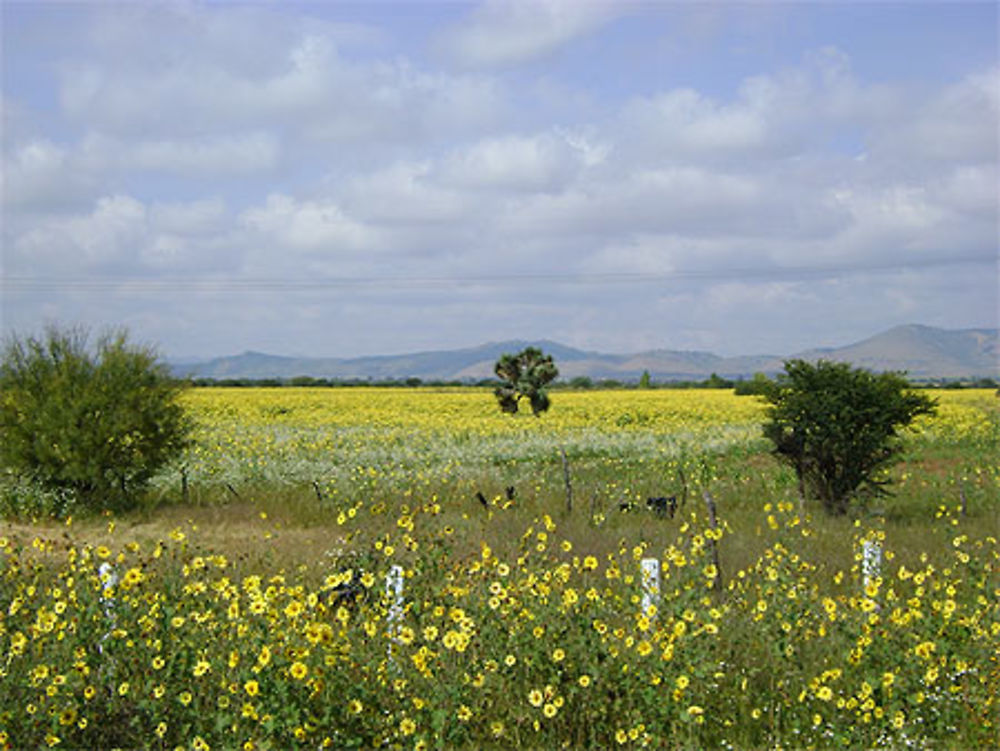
top-left (678, 465), bottom-right (689, 510)
top-left (560, 447), bottom-right (573, 514)
top-left (701, 490), bottom-right (723, 593)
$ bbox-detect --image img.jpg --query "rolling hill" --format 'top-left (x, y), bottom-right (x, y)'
top-left (171, 325), bottom-right (998, 383)
top-left (794, 324), bottom-right (998, 380)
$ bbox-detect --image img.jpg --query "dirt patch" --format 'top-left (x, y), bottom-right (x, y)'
top-left (0, 503), bottom-right (347, 571)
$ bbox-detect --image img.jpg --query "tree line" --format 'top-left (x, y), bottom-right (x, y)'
top-left (185, 373), bottom-right (995, 390)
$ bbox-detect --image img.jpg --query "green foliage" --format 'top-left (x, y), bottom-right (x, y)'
top-left (761, 359), bottom-right (936, 515)
top-left (638, 370), bottom-right (652, 389)
top-left (704, 372), bottom-right (734, 389)
top-left (595, 378), bottom-right (623, 389)
top-left (0, 326), bottom-right (191, 515)
top-left (734, 372), bottom-right (776, 397)
top-left (493, 347), bottom-right (559, 416)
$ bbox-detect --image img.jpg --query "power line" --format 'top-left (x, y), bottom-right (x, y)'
top-left (1, 254), bottom-right (994, 292)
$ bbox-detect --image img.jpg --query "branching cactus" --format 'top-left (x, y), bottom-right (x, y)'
top-left (493, 347), bottom-right (559, 417)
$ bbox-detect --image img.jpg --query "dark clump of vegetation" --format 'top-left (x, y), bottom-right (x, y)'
top-left (493, 347), bottom-right (559, 416)
top-left (0, 325), bottom-right (191, 516)
top-left (184, 371), bottom-right (1000, 391)
top-left (189, 376), bottom-right (468, 388)
top-left (761, 359), bottom-right (937, 516)
top-left (733, 372), bottom-right (776, 396)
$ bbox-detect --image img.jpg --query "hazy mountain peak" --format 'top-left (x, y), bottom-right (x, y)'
top-left (172, 325), bottom-right (998, 382)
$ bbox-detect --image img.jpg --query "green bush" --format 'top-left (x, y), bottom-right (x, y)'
top-left (734, 372), bottom-right (775, 397)
top-left (762, 359), bottom-right (936, 515)
top-left (0, 325), bottom-right (191, 515)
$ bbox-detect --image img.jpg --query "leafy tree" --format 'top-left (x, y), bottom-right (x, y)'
top-left (494, 347), bottom-right (559, 416)
top-left (704, 372), bottom-right (734, 389)
top-left (638, 370), bottom-right (652, 389)
top-left (734, 372), bottom-right (775, 397)
top-left (0, 326), bottom-right (191, 514)
top-left (762, 359), bottom-right (936, 515)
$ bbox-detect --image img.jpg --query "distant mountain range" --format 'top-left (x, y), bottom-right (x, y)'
top-left (171, 324), bottom-right (999, 383)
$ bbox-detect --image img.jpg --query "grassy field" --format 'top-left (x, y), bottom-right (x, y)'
top-left (1, 387), bottom-right (997, 749)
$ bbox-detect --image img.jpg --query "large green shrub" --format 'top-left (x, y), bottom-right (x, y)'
top-left (0, 326), bottom-right (191, 514)
top-left (762, 359), bottom-right (936, 515)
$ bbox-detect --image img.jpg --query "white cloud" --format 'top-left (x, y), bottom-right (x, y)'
top-left (56, 17), bottom-right (506, 147)
top-left (824, 179), bottom-right (994, 263)
top-left (125, 133), bottom-right (279, 175)
top-left (833, 184), bottom-right (944, 233)
top-left (874, 68), bottom-right (1000, 163)
top-left (436, 0), bottom-right (621, 68)
top-left (580, 235), bottom-right (681, 277)
top-left (4, 3), bottom-right (996, 359)
top-left (500, 165), bottom-right (773, 240)
top-left (622, 88), bottom-right (770, 159)
top-left (150, 198), bottom-right (228, 236)
top-left (614, 46), bottom-right (939, 171)
top-left (931, 164), bottom-right (999, 217)
top-left (557, 127), bottom-right (610, 168)
top-left (3, 140), bottom-right (68, 207)
top-left (704, 280), bottom-right (817, 313)
top-left (56, 4), bottom-right (384, 129)
top-left (342, 161), bottom-right (469, 225)
top-left (59, 194), bottom-right (147, 267)
top-left (79, 132), bottom-right (280, 176)
top-left (12, 194), bottom-right (147, 271)
top-left (438, 132), bottom-right (582, 191)
top-left (240, 194), bottom-right (379, 254)
top-left (2, 139), bottom-right (96, 210)
top-left (8, 195), bottom-right (241, 275)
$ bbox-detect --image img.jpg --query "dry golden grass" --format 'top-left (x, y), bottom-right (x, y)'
top-left (0, 501), bottom-right (346, 573)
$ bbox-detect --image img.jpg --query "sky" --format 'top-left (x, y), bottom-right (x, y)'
top-left (2, 0), bottom-right (998, 360)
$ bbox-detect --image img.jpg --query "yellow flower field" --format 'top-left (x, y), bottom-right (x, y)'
top-left (175, 387), bottom-right (997, 504)
top-left (1, 387), bottom-right (997, 749)
top-left (1, 499), bottom-right (997, 749)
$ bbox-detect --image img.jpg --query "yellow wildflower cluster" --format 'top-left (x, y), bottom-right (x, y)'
top-left (1, 495), bottom-right (996, 749)
top-left (1, 387), bottom-right (995, 748)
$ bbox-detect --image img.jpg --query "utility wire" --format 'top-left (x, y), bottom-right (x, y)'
top-left (1, 254), bottom-right (993, 292)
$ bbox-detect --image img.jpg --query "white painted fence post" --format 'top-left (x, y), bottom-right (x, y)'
top-left (385, 565), bottom-right (404, 666)
top-left (640, 557), bottom-right (660, 618)
top-left (862, 540), bottom-right (882, 590)
top-left (386, 564), bottom-right (404, 624)
top-left (97, 562), bottom-right (117, 658)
